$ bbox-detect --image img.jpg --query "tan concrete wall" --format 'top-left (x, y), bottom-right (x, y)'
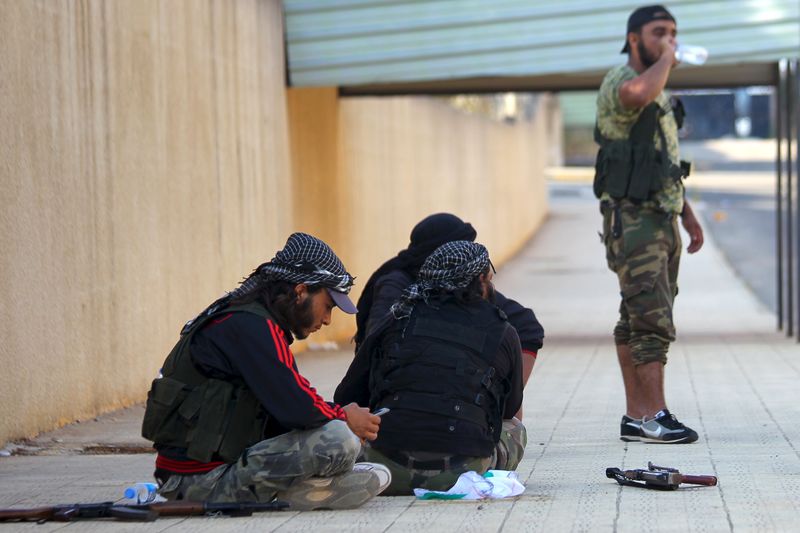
top-left (1, 2), bottom-right (556, 447)
top-left (288, 90), bottom-right (552, 344)
top-left (0, 0), bottom-right (293, 445)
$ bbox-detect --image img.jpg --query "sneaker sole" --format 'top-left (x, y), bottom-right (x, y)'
top-left (278, 471), bottom-right (380, 511)
top-left (638, 435), bottom-right (698, 444)
top-left (620, 435), bottom-right (642, 442)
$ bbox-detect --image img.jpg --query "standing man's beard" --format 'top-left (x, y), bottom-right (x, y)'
top-left (637, 40), bottom-right (658, 68)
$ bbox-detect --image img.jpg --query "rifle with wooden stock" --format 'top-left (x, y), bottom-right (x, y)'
top-left (0, 499), bottom-right (289, 523)
top-left (606, 461), bottom-right (718, 491)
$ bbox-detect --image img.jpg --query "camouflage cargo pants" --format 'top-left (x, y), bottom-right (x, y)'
top-left (602, 200), bottom-right (681, 365)
top-left (157, 420), bottom-right (364, 505)
top-left (362, 418), bottom-right (527, 496)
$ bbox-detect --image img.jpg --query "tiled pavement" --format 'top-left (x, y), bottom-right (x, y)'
top-left (1, 181), bottom-right (797, 532)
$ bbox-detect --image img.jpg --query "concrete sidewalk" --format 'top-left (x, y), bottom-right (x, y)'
top-left (2, 183), bottom-right (798, 532)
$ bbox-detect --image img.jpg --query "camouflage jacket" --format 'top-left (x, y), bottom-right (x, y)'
top-left (596, 64), bottom-right (684, 214)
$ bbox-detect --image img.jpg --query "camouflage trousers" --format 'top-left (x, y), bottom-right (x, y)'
top-left (157, 420), bottom-right (361, 503)
top-left (362, 418), bottom-right (527, 496)
top-left (601, 200), bottom-right (681, 365)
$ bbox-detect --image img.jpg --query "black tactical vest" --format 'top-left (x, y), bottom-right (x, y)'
top-left (593, 97), bottom-right (690, 201)
top-left (141, 302), bottom-right (271, 463)
top-left (369, 297), bottom-right (511, 454)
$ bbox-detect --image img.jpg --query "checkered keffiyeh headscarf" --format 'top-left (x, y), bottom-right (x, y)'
top-left (390, 240), bottom-right (491, 319)
top-left (182, 233), bottom-right (354, 334)
top-left (232, 232), bottom-right (355, 297)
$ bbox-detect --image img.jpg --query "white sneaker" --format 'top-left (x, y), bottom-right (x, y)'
top-left (353, 462), bottom-right (392, 494)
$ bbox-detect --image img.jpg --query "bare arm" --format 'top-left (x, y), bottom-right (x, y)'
top-left (619, 38), bottom-right (676, 109)
top-left (514, 351), bottom-right (536, 420)
top-left (681, 200), bottom-right (704, 254)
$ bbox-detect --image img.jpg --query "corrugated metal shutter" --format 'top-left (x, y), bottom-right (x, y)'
top-left (284, 0), bottom-right (800, 92)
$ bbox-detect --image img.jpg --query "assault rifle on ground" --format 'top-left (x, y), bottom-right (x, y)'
top-left (606, 461), bottom-right (718, 491)
top-left (0, 499), bottom-right (289, 523)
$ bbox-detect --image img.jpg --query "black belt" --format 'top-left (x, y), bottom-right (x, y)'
top-left (376, 448), bottom-right (465, 471)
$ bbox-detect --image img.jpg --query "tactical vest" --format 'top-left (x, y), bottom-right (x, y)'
top-left (593, 97), bottom-right (690, 201)
top-left (370, 298), bottom-right (511, 451)
top-left (141, 302), bottom-right (271, 463)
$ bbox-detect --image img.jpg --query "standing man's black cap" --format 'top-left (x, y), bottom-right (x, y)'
top-left (621, 5), bottom-right (676, 53)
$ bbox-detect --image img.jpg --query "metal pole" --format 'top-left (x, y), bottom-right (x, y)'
top-left (795, 58), bottom-right (800, 341)
top-left (777, 60), bottom-right (785, 330)
top-left (787, 59), bottom-right (795, 338)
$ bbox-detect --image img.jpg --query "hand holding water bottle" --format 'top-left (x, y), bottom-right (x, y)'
top-left (675, 44), bottom-right (708, 65)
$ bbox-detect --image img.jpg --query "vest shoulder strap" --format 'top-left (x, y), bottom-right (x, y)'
top-left (595, 101), bottom-right (662, 147)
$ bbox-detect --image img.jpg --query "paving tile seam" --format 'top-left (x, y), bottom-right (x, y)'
top-left (756, 336), bottom-right (800, 377)
top-left (514, 343), bottom-right (604, 531)
top-left (381, 497), bottom-right (416, 533)
top-left (155, 517), bottom-right (195, 532)
top-left (728, 341), bottom-right (800, 464)
top-left (681, 342), bottom-right (735, 533)
top-left (679, 342), bottom-right (716, 451)
top-left (611, 439), bottom-right (636, 533)
top-left (707, 338), bottom-right (797, 531)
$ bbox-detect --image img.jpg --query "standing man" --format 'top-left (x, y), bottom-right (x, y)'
top-left (594, 5), bottom-right (704, 443)
top-left (142, 233), bottom-right (390, 510)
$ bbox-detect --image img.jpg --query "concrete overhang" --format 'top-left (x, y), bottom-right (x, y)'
top-left (338, 62), bottom-right (780, 96)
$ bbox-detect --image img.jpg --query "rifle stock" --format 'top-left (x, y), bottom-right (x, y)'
top-left (0, 507), bottom-right (54, 522)
top-left (150, 500), bottom-right (290, 517)
top-left (678, 474), bottom-right (718, 486)
top-left (0, 499), bottom-right (288, 522)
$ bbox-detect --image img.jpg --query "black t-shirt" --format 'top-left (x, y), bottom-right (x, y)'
top-left (365, 269), bottom-right (544, 354)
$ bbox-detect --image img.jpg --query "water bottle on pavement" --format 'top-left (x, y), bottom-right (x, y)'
top-left (675, 44), bottom-right (708, 65)
top-left (122, 482), bottom-right (159, 504)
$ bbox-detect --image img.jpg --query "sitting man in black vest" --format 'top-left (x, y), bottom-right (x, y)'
top-left (141, 233), bottom-right (390, 510)
top-left (335, 241), bottom-right (526, 495)
top-left (353, 213), bottom-right (544, 421)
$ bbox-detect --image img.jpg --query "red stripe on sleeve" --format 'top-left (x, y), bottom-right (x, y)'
top-left (266, 319), bottom-right (340, 420)
top-left (278, 344), bottom-right (339, 418)
top-left (266, 320), bottom-right (288, 365)
top-left (522, 350), bottom-right (538, 359)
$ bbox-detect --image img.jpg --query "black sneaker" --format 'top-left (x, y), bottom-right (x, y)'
top-left (620, 415), bottom-right (643, 442)
top-left (639, 409), bottom-right (698, 444)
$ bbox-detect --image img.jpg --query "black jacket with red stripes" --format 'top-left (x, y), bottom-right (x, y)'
top-left (154, 306), bottom-right (345, 476)
top-left (190, 309), bottom-right (345, 433)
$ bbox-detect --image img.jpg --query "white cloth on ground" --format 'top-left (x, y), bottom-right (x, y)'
top-left (413, 470), bottom-right (525, 500)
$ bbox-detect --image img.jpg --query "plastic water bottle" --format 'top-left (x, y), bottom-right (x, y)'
top-left (122, 482), bottom-right (159, 504)
top-left (675, 44), bottom-right (708, 65)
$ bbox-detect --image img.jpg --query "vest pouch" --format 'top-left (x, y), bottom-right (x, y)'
top-left (185, 379), bottom-right (235, 463)
top-left (601, 141), bottom-right (633, 199)
top-left (593, 147), bottom-right (607, 198)
top-left (141, 376), bottom-right (190, 442)
top-left (217, 389), bottom-right (267, 463)
top-left (628, 143), bottom-right (664, 201)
